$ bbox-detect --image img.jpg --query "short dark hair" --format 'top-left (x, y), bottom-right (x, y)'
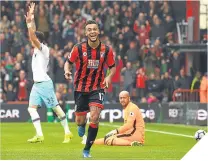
top-left (35, 31), bottom-right (45, 43)
top-left (85, 20), bottom-right (99, 29)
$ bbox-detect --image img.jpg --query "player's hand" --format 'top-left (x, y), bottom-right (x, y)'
top-left (25, 12), bottom-right (32, 24)
top-left (104, 129), bottom-right (118, 142)
top-left (103, 76), bottom-right (112, 89)
top-left (29, 2), bottom-right (35, 15)
top-left (64, 71), bottom-right (72, 80)
top-left (105, 129), bottom-right (118, 137)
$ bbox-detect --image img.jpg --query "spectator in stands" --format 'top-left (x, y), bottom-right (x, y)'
top-left (0, 15), bottom-right (11, 31)
top-left (139, 25), bottom-right (149, 47)
top-left (116, 42), bottom-right (126, 62)
top-left (147, 93), bottom-right (158, 104)
top-left (10, 25), bottom-right (27, 57)
top-left (162, 72), bottom-right (174, 101)
top-left (143, 44), bottom-right (157, 75)
top-left (123, 25), bottom-right (134, 46)
top-left (16, 53), bottom-right (26, 70)
top-left (3, 53), bottom-right (14, 87)
top-left (62, 16), bottom-right (75, 44)
top-left (112, 55), bottom-right (123, 102)
top-left (49, 24), bottom-right (63, 48)
top-left (0, 33), bottom-right (9, 54)
top-left (191, 71), bottom-right (201, 90)
top-left (137, 12), bottom-right (146, 26)
top-left (178, 68), bottom-right (191, 90)
top-left (5, 84), bottom-right (16, 101)
top-left (165, 15), bottom-right (175, 34)
top-left (136, 67), bottom-right (147, 102)
top-left (104, 7), bottom-right (118, 38)
top-left (160, 1), bottom-right (173, 20)
top-left (12, 2), bottom-right (24, 20)
top-left (126, 41), bottom-right (139, 67)
top-left (49, 0), bottom-right (61, 16)
top-left (160, 58), bottom-right (168, 74)
top-left (62, 41), bottom-right (74, 56)
top-left (13, 63), bottom-right (22, 85)
top-left (140, 38), bottom-right (150, 63)
top-left (173, 75), bottom-right (180, 90)
top-left (16, 70), bottom-right (28, 101)
top-left (54, 56), bottom-right (67, 84)
top-left (35, 4), bottom-right (50, 41)
top-left (13, 14), bottom-right (25, 32)
top-left (121, 62), bottom-right (136, 95)
top-left (146, 73), bottom-right (162, 100)
top-left (170, 51), bottom-right (182, 77)
top-left (121, 10), bottom-right (133, 28)
top-left (140, 97), bottom-right (147, 103)
top-left (151, 15), bottom-right (166, 43)
top-left (200, 73), bottom-right (208, 103)
top-left (152, 38), bottom-right (163, 58)
top-left (146, 1), bottom-right (156, 19)
top-left (201, 34), bottom-right (207, 44)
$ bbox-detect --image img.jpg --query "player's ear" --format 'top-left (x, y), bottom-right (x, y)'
top-left (85, 29), bottom-right (87, 37)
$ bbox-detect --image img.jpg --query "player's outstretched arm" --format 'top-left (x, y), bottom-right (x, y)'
top-left (25, 3), bottom-right (40, 49)
top-left (28, 2), bottom-right (36, 31)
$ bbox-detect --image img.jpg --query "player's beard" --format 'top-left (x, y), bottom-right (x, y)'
top-left (121, 102), bottom-right (128, 108)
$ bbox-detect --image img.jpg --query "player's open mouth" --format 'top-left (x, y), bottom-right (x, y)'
top-left (90, 36), bottom-right (96, 39)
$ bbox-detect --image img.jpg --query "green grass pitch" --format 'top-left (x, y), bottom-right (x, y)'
top-left (0, 122), bottom-right (206, 160)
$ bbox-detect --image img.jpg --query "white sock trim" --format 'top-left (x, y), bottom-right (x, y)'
top-left (28, 107), bottom-right (43, 136)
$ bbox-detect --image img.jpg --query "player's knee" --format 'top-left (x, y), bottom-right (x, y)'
top-left (52, 105), bottom-right (65, 118)
top-left (89, 114), bottom-right (99, 124)
top-left (28, 106), bottom-right (37, 113)
top-left (75, 119), bottom-right (85, 126)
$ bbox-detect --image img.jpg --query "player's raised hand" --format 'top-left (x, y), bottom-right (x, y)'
top-left (29, 2), bottom-right (35, 14)
top-left (64, 71), bottom-right (72, 80)
top-left (24, 12), bottom-right (32, 24)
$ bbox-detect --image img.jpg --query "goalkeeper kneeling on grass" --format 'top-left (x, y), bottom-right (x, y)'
top-left (94, 91), bottom-right (145, 146)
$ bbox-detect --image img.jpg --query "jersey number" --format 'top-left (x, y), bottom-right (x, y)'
top-left (99, 93), bottom-right (104, 101)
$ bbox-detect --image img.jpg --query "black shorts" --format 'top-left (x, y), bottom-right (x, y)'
top-left (74, 89), bottom-right (105, 115)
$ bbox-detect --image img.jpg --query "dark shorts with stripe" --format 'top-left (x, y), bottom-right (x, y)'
top-left (74, 89), bottom-right (105, 115)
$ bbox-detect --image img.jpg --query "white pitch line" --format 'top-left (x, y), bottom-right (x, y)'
top-left (100, 123), bottom-right (194, 138)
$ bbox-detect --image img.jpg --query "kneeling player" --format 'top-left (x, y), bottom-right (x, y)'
top-left (94, 91), bottom-right (145, 146)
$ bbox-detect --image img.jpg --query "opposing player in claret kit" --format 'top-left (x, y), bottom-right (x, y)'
top-left (25, 2), bottom-right (72, 143)
top-left (64, 20), bottom-right (116, 158)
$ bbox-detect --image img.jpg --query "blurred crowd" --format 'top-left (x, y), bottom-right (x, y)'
top-left (0, 1), bottom-right (206, 104)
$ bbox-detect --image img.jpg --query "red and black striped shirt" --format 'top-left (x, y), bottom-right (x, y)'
top-left (67, 41), bottom-right (115, 92)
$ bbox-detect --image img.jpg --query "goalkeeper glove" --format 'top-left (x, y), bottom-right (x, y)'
top-left (104, 129), bottom-right (118, 142)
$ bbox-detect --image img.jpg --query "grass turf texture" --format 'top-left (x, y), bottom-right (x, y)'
top-left (0, 122), bottom-right (205, 160)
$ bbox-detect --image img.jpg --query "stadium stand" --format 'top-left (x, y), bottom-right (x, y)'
top-left (0, 1), bottom-right (206, 103)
